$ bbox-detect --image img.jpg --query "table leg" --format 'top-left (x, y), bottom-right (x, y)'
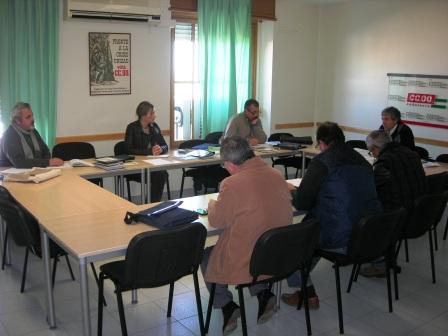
top-left (1, 218), bottom-right (11, 266)
top-left (41, 229), bottom-right (56, 328)
top-left (132, 289), bottom-right (138, 304)
top-left (79, 258), bottom-right (91, 336)
top-left (275, 281), bottom-right (282, 309)
top-left (146, 169), bottom-right (151, 204)
top-left (114, 176), bottom-right (119, 195)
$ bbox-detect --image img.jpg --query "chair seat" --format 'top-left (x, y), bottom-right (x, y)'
top-left (272, 156), bottom-right (302, 169)
top-left (316, 249), bottom-right (383, 267)
top-left (100, 261), bottom-right (131, 288)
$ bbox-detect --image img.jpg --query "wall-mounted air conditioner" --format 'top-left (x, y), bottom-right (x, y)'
top-left (65, 0), bottom-right (162, 23)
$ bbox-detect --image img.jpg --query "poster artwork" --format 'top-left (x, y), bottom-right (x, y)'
top-left (89, 32), bottom-right (131, 95)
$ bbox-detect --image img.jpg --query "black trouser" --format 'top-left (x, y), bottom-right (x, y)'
top-left (150, 171), bottom-right (167, 202)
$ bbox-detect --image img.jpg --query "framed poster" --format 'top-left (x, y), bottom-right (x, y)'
top-left (89, 32), bottom-right (131, 95)
top-left (387, 73), bottom-right (448, 129)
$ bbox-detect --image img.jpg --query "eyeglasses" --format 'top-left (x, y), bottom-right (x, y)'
top-left (124, 211), bottom-right (138, 224)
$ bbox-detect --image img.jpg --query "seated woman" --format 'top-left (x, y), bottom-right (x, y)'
top-left (124, 101), bottom-right (168, 202)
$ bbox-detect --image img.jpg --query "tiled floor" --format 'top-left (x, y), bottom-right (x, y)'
top-left (0, 210), bottom-right (447, 336)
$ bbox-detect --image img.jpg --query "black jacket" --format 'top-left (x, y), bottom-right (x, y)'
top-left (124, 120), bottom-right (168, 155)
top-left (373, 142), bottom-right (426, 211)
top-left (380, 121), bottom-right (415, 150)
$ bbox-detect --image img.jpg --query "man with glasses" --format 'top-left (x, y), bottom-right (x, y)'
top-left (223, 98), bottom-right (267, 145)
top-left (201, 136), bottom-right (292, 334)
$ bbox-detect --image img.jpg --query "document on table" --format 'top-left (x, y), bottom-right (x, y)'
top-left (287, 178), bottom-right (302, 188)
top-left (146, 154), bottom-right (170, 158)
top-left (144, 158), bottom-right (181, 165)
top-left (1, 168), bottom-right (31, 174)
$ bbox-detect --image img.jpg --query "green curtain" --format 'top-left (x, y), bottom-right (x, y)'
top-left (197, 0), bottom-right (252, 137)
top-left (0, 0), bottom-right (59, 147)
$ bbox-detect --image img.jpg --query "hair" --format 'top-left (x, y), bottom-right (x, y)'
top-left (220, 136), bottom-right (255, 165)
top-left (136, 101), bottom-right (154, 119)
top-left (244, 98), bottom-right (259, 110)
top-left (11, 102), bottom-right (31, 123)
top-left (366, 129), bottom-right (392, 150)
top-left (316, 122), bottom-right (345, 145)
top-left (381, 106), bottom-right (401, 122)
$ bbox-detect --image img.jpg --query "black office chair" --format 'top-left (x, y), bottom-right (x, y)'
top-left (414, 145), bottom-right (430, 160)
top-left (0, 193), bottom-right (75, 292)
top-left (316, 208), bottom-right (405, 334)
top-left (178, 138), bottom-right (229, 197)
top-left (114, 141), bottom-right (171, 202)
top-left (425, 172), bottom-right (447, 250)
top-left (205, 219), bottom-right (320, 336)
top-left (435, 155), bottom-right (448, 241)
top-left (204, 131), bottom-right (223, 144)
top-left (97, 222), bottom-right (207, 336)
top-left (268, 133), bottom-right (308, 179)
top-left (346, 140), bottom-right (368, 150)
top-left (396, 192), bottom-right (448, 284)
top-left (52, 142), bottom-right (103, 187)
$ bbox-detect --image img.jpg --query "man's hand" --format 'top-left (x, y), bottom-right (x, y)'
top-left (248, 137), bottom-right (259, 146)
top-left (49, 158), bottom-right (64, 166)
top-left (152, 144), bottom-right (163, 155)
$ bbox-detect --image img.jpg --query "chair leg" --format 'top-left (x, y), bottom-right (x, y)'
top-left (97, 272), bottom-right (105, 336)
top-left (347, 264), bottom-right (357, 293)
top-left (404, 238), bottom-right (410, 262)
top-left (166, 174), bottom-right (171, 200)
top-left (205, 283), bottom-right (216, 333)
top-left (237, 287), bottom-right (248, 336)
top-left (20, 248), bottom-right (30, 293)
top-left (2, 228), bottom-right (8, 270)
top-left (295, 167), bottom-right (299, 179)
top-left (116, 286), bottom-right (128, 336)
top-left (301, 268), bottom-right (312, 336)
top-left (393, 262), bottom-right (399, 300)
top-left (433, 226), bottom-right (438, 251)
top-left (193, 272), bottom-right (205, 336)
top-left (428, 230), bottom-right (436, 284)
top-left (126, 179), bottom-right (132, 202)
top-left (65, 255), bottom-right (75, 281)
top-left (353, 263), bottom-right (361, 282)
top-left (385, 258), bottom-right (393, 313)
top-left (90, 263), bottom-right (107, 307)
top-left (179, 171), bottom-right (185, 198)
top-left (443, 217), bottom-right (448, 241)
top-left (283, 167), bottom-right (288, 179)
top-left (52, 257), bottom-right (59, 288)
top-left (334, 263), bottom-right (344, 334)
top-left (167, 282), bottom-right (174, 318)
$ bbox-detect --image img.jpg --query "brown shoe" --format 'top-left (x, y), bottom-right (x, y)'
top-left (281, 290), bottom-right (320, 309)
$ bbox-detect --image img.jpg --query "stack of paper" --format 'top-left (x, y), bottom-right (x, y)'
top-left (94, 157), bottom-right (124, 171)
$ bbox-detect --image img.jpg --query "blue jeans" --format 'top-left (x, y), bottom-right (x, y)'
top-left (287, 246), bottom-right (347, 288)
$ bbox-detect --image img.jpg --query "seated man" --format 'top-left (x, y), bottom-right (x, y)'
top-left (379, 106), bottom-right (415, 150)
top-left (0, 102), bottom-right (63, 168)
top-left (360, 129), bottom-right (426, 277)
top-left (282, 122), bottom-right (382, 308)
top-left (201, 137), bottom-right (292, 334)
top-left (222, 98), bottom-right (267, 146)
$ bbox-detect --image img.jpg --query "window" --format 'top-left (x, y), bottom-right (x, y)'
top-left (171, 23), bottom-right (199, 143)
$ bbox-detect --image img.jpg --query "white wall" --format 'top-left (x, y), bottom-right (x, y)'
top-left (270, 0), bottom-right (319, 138)
top-left (316, 0), bottom-right (448, 157)
top-left (58, 16), bottom-right (171, 156)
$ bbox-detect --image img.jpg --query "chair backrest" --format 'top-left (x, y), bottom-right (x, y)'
top-left (249, 219), bottom-right (320, 282)
top-left (179, 139), bottom-right (206, 149)
top-left (426, 172), bottom-right (447, 195)
top-left (268, 133), bottom-right (293, 142)
top-left (124, 222), bottom-right (207, 287)
top-left (436, 154), bottom-right (448, 163)
top-left (404, 191), bottom-right (448, 239)
top-left (52, 142), bottom-right (96, 160)
top-left (114, 140), bottom-right (127, 156)
top-left (0, 191), bottom-right (39, 250)
top-left (414, 146), bottom-right (429, 160)
top-left (347, 207), bottom-right (406, 261)
top-left (346, 140), bottom-right (368, 150)
top-left (204, 132), bottom-right (223, 144)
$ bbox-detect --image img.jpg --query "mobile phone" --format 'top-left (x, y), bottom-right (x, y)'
top-left (196, 208), bottom-right (208, 215)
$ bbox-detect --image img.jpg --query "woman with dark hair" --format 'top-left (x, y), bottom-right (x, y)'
top-left (124, 101), bottom-right (168, 202)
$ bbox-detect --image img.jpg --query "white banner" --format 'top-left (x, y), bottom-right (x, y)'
top-left (387, 73), bottom-right (448, 130)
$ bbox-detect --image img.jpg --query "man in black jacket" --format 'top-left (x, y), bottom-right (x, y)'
top-left (379, 106), bottom-right (415, 150)
top-left (360, 129), bottom-right (426, 277)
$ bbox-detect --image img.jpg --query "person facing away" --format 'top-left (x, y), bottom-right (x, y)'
top-left (359, 129), bottom-right (426, 278)
top-left (124, 101), bottom-right (168, 202)
top-left (201, 136), bottom-right (292, 335)
top-left (0, 102), bottom-right (63, 168)
top-left (222, 98), bottom-right (267, 146)
top-left (379, 106), bottom-right (415, 150)
top-left (281, 122), bottom-right (382, 308)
